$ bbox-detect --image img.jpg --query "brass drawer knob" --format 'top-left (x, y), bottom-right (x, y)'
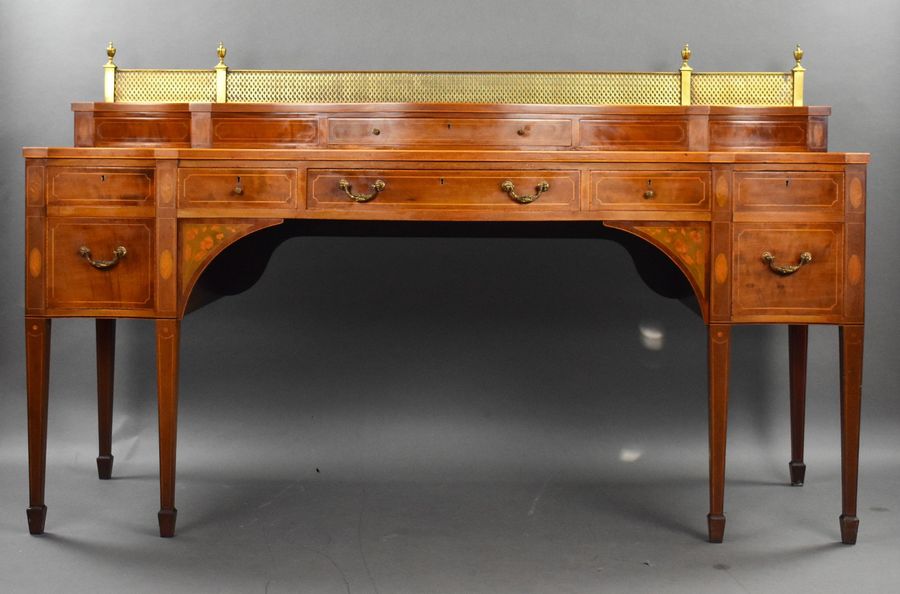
top-left (761, 251), bottom-right (812, 275)
top-left (338, 179), bottom-right (386, 202)
top-left (233, 176), bottom-right (243, 195)
top-left (501, 180), bottom-right (550, 204)
top-left (79, 245), bottom-right (127, 270)
top-left (643, 189), bottom-right (655, 199)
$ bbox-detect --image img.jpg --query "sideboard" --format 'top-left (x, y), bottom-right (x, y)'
top-left (23, 44), bottom-right (868, 543)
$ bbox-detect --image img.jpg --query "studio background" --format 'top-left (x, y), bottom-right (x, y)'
top-left (1, 1), bottom-right (898, 593)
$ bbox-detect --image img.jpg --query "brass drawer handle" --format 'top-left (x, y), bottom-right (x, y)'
top-left (233, 176), bottom-right (243, 195)
top-left (501, 180), bottom-right (550, 204)
top-left (761, 251), bottom-right (812, 275)
top-left (338, 179), bottom-right (386, 202)
top-left (79, 245), bottom-right (127, 270)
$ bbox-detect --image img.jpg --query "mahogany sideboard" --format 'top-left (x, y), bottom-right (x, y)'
top-left (22, 44), bottom-right (868, 543)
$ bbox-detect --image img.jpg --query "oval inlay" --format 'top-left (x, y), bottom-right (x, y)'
top-left (850, 177), bottom-right (863, 209)
top-left (159, 249), bottom-right (173, 280)
top-left (714, 253), bottom-right (728, 284)
top-left (715, 175), bottom-right (728, 208)
top-left (28, 248), bottom-right (42, 278)
top-left (848, 254), bottom-right (862, 285)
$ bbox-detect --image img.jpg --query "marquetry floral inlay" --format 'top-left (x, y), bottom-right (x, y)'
top-left (634, 225), bottom-right (708, 295)
top-left (180, 222), bottom-right (255, 287)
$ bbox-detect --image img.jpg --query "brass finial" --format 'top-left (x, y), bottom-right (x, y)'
top-left (106, 41), bottom-right (116, 64)
top-left (681, 43), bottom-right (692, 66)
top-left (217, 42), bottom-right (227, 65)
top-left (793, 44), bottom-right (804, 66)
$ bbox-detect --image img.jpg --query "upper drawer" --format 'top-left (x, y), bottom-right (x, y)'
top-left (308, 169), bottom-right (579, 211)
top-left (589, 170), bottom-right (710, 210)
top-left (47, 167), bottom-right (154, 207)
top-left (177, 167), bottom-right (297, 209)
top-left (734, 171), bottom-right (844, 216)
top-left (327, 117), bottom-right (573, 148)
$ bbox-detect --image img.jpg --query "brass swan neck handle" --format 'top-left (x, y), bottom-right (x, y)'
top-left (79, 245), bottom-right (127, 270)
top-left (761, 251), bottom-right (812, 275)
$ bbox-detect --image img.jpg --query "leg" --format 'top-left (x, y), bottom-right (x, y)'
top-left (156, 319), bottom-right (181, 537)
top-left (707, 324), bottom-right (730, 543)
top-left (25, 317), bottom-right (51, 535)
top-left (96, 319), bottom-right (116, 479)
top-left (839, 325), bottom-right (863, 544)
top-left (788, 325), bottom-right (808, 486)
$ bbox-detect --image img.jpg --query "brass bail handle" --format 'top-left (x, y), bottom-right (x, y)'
top-left (761, 251), bottom-right (812, 275)
top-left (79, 245), bottom-right (127, 270)
top-left (338, 179), bottom-right (386, 202)
top-left (501, 180), bottom-right (550, 204)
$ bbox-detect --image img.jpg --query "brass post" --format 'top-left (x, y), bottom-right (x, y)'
top-left (792, 44), bottom-right (805, 107)
top-left (680, 43), bottom-right (692, 106)
top-left (103, 42), bottom-right (117, 102)
top-left (215, 42), bottom-right (228, 103)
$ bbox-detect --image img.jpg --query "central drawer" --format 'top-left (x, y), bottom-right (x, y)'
top-left (327, 117), bottom-right (573, 148)
top-left (308, 169), bottom-right (579, 211)
top-left (590, 170), bottom-right (710, 210)
top-left (178, 166), bottom-right (297, 209)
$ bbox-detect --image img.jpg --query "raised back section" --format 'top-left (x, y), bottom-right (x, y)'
top-left (74, 43), bottom-right (826, 152)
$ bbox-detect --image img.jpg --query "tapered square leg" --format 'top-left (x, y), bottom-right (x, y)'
top-left (156, 319), bottom-right (181, 538)
top-left (25, 318), bottom-right (51, 535)
top-left (788, 325), bottom-right (808, 486)
top-left (707, 324), bottom-right (730, 543)
top-left (96, 319), bottom-right (116, 480)
top-left (839, 325), bottom-right (863, 545)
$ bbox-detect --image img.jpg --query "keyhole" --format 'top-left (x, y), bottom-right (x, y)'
top-left (647, 179), bottom-right (653, 187)
top-left (447, 123), bottom-right (452, 129)
top-left (785, 179), bottom-right (791, 187)
top-left (440, 178), bottom-right (445, 185)
top-left (100, 175), bottom-right (106, 182)
top-left (237, 176), bottom-right (241, 183)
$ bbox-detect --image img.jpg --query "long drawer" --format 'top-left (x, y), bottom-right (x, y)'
top-left (732, 223), bottom-right (843, 319)
top-left (327, 117), bottom-right (573, 148)
top-left (308, 169), bottom-right (579, 211)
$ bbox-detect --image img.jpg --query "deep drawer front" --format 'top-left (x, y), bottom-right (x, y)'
top-left (732, 223), bottom-right (843, 318)
top-left (47, 167), bottom-right (154, 207)
top-left (590, 170), bottom-right (710, 210)
top-left (327, 117), bottom-right (573, 148)
top-left (47, 219), bottom-right (154, 310)
top-left (734, 171), bottom-right (844, 215)
top-left (308, 169), bottom-right (579, 210)
top-left (178, 167), bottom-right (297, 208)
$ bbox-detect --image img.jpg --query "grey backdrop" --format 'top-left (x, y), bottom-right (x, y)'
top-left (1, 1), bottom-right (899, 593)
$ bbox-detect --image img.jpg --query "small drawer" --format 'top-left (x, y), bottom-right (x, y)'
top-left (308, 169), bottom-right (579, 211)
top-left (178, 167), bottom-right (297, 208)
top-left (590, 170), bottom-right (710, 210)
top-left (47, 218), bottom-right (155, 310)
top-left (734, 171), bottom-right (844, 216)
top-left (46, 167), bottom-right (154, 207)
top-left (732, 223), bottom-right (843, 319)
top-left (327, 117), bottom-right (573, 148)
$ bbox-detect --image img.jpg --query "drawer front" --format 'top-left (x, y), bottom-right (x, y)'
top-left (734, 171), bottom-right (844, 215)
top-left (579, 118), bottom-right (690, 150)
top-left (47, 219), bottom-right (155, 310)
top-left (178, 167), bottom-right (297, 208)
top-left (732, 223), bottom-right (843, 318)
top-left (327, 117), bottom-right (573, 148)
top-left (590, 170), bottom-right (710, 210)
top-left (47, 167), bottom-right (154, 207)
top-left (211, 116), bottom-right (318, 147)
top-left (308, 169), bottom-right (579, 211)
